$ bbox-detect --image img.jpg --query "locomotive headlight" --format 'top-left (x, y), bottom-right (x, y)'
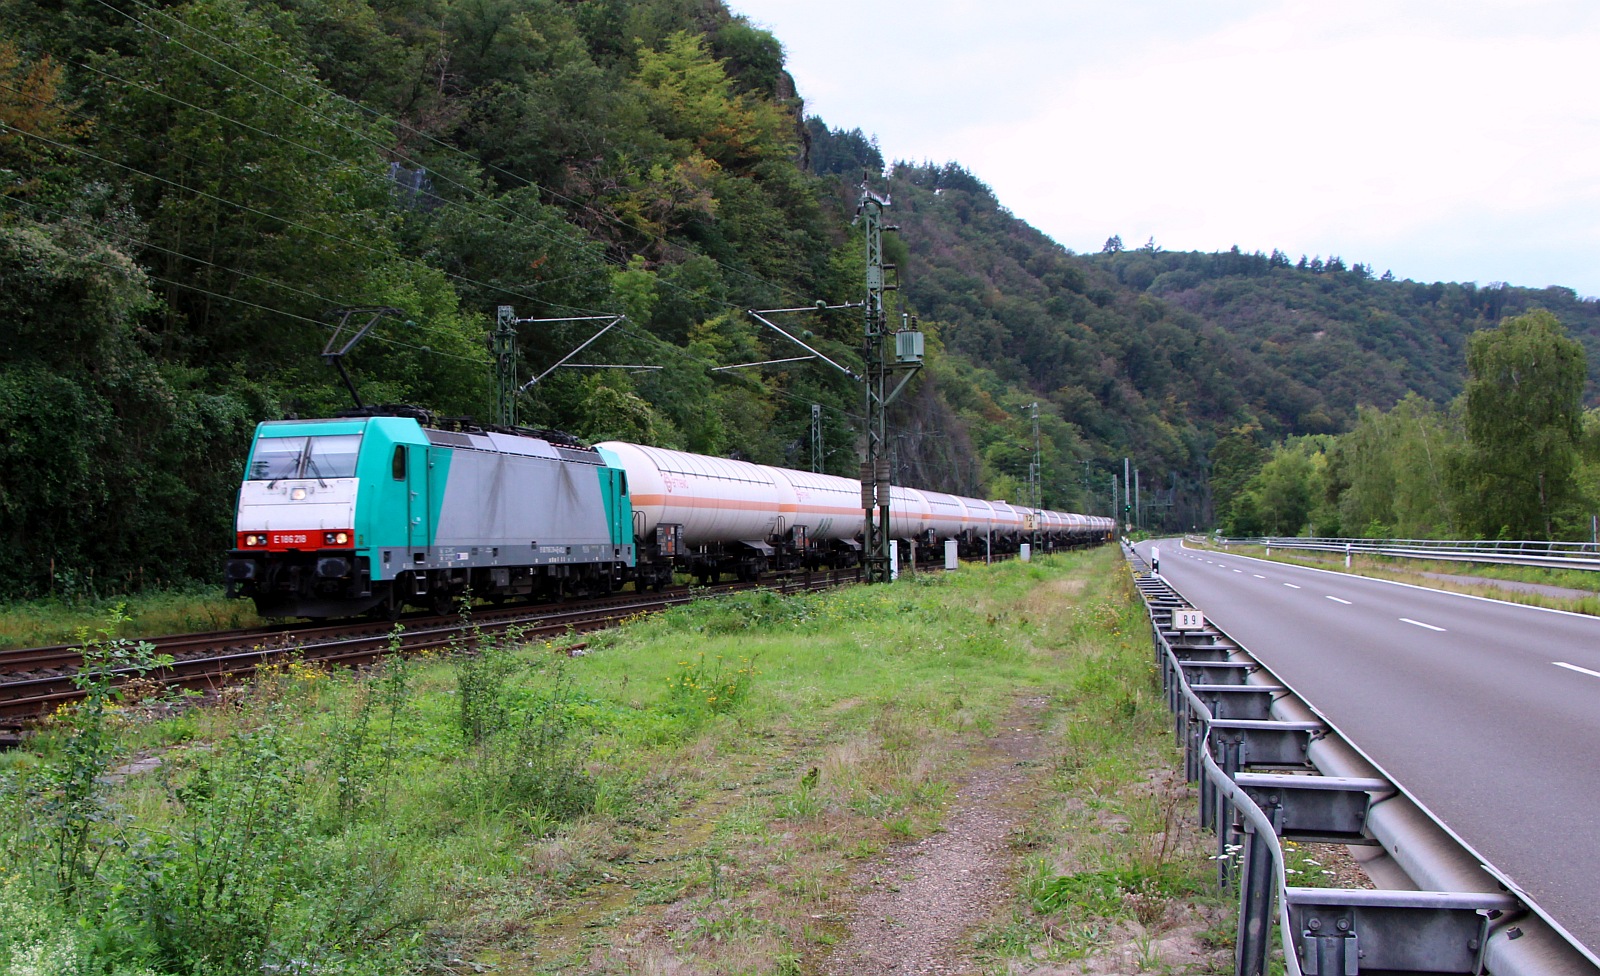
top-left (324, 531), bottom-right (350, 545)
top-left (290, 487), bottom-right (307, 501)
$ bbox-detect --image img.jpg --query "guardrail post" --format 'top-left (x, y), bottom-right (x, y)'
top-left (1185, 704), bottom-right (1202, 784)
top-left (1214, 737), bottom-right (1243, 886)
top-left (1235, 820), bottom-right (1275, 976)
top-left (1216, 788), bottom-right (1237, 887)
top-left (1301, 918), bottom-right (1354, 976)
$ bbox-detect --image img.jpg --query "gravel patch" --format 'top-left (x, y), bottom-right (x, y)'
top-left (821, 702), bottom-right (1049, 976)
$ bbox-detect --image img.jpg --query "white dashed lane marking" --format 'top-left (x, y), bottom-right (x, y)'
top-left (1326, 596), bottom-right (1352, 605)
top-left (1253, 575), bottom-right (1266, 579)
top-left (1554, 662), bottom-right (1600, 680)
top-left (1284, 583), bottom-right (1301, 589)
top-left (1400, 618), bottom-right (1446, 632)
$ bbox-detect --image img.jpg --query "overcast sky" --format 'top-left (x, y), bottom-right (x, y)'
top-left (729, 0), bottom-right (1600, 296)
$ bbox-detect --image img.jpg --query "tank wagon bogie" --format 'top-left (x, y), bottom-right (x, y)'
top-left (227, 409), bottom-right (1114, 619)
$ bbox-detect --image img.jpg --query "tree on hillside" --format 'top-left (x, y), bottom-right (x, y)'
top-left (1459, 309), bottom-right (1586, 539)
top-left (1210, 424), bottom-right (1265, 526)
top-left (1241, 439), bottom-right (1328, 536)
top-left (806, 120), bottom-right (882, 177)
top-left (1330, 395), bottom-right (1462, 538)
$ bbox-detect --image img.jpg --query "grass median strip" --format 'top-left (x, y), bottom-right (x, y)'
top-left (1, 549), bottom-right (1237, 975)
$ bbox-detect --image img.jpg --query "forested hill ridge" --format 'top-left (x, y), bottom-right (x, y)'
top-left (2, 0), bottom-right (1596, 600)
top-left (869, 153), bottom-right (1600, 450)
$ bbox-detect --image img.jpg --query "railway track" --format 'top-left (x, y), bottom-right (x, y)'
top-left (0, 569), bottom-right (857, 743)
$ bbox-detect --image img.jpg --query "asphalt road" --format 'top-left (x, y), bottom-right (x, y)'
top-left (1133, 538), bottom-right (1600, 958)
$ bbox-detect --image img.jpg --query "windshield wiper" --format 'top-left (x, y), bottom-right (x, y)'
top-left (304, 455), bottom-right (330, 488)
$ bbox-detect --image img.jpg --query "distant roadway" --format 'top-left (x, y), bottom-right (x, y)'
top-left (1131, 538), bottom-right (1600, 959)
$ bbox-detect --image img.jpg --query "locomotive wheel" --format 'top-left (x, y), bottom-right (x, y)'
top-left (430, 590), bottom-right (455, 617)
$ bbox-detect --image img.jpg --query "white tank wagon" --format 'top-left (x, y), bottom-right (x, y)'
top-left (989, 501), bottom-right (1025, 542)
top-left (1057, 512), bottom-right (1080, 539)
top-left (594, 441), bottom-right (800, 584)
top-left (920, 490), bottom-right (972, 539)
top-left (957, 499), bottom-right (997, 557)
top-left (596, 439), bottom-right (1112, 583)
top-left (762, 467), bottom-right (862, 544)
top-left (1037, 509), bottom-right (1063, 544)
top-left (887, 486), bottom-right (932, 539)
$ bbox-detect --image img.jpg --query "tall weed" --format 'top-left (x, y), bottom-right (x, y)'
top-left (459, 665), bottom-right (599, 830)
top-left (31, 608), bottom-right (171, 902)
top-left (454, 620), bottom-right (518, 744)
top-left (325, 638), bottom-right (412, 824)
top-left (101, 708), bottom-right (413, 975)
top-left (125, 717), bottom-right (310, 972)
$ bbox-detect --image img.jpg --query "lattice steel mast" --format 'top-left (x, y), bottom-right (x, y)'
top-left (857, 183), bottom-right (922, 582)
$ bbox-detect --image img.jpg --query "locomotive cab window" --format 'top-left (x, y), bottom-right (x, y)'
top-left (248, 434), bottom-right (363, 481)
top-left (391, 445), bottom-right (407, 480)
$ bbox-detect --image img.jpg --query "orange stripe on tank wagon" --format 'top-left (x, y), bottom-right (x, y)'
top-left (630, 494), bottom-right (863, 516)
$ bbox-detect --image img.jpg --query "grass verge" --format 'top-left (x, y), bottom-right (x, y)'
top-left (0, 585), bottom-right (263, 649)
top-left (1, 548), bottom-right (1233, 975)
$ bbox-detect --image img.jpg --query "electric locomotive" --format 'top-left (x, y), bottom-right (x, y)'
top-left (225, 408), bottom-right (632, 618)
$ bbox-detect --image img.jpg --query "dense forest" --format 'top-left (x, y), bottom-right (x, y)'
top-left (1213, 309), bottom-right (1600, 542)
top-left (5, 0), bottom-right (1600, 600)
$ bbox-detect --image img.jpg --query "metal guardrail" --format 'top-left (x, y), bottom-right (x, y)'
top-left (1213, 536), bottom-right (1600, 574)
top-left (1123, 542), bottom-right (1598, 975)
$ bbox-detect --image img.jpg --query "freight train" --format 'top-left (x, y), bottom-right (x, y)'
top-left (224, 407), bottom-right (1114, 618)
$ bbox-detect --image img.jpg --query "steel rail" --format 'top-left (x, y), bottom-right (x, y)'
top-left (0, 576), bottom-right (832, 679)
top-left (0, 570), bottom-right (855, 734)
top-left (1125, 543), bottom-right (1597, 976)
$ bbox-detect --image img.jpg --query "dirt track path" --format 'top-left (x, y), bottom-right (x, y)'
top-left (820, 698), bottom-right (1050, 975)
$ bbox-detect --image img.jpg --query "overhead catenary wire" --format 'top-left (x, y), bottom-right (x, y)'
top-left (611, 323), bottom-right (921, 436)
top-left (82, 0), bottom-right (820, 314)
top-left (0, 194), bottom-right (487, 367)
top-left (30, 54), bottom-right (614, 319)
top-left (0, 103), bottom-right (607, 324)
top-left (6, 14), bottom-right (908, 453)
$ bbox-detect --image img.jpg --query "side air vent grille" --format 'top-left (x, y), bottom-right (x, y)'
top-left (425, 430), bottom-right (474, 448)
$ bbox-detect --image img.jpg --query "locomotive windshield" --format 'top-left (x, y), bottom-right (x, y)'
top-left (248, 434), bottom-right (363, 481)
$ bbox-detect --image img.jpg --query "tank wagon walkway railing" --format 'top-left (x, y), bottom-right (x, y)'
top-left (1121, 543), bottom-right (1597, 976)
top-left (1212, 535), bottom-right (1600, 574)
